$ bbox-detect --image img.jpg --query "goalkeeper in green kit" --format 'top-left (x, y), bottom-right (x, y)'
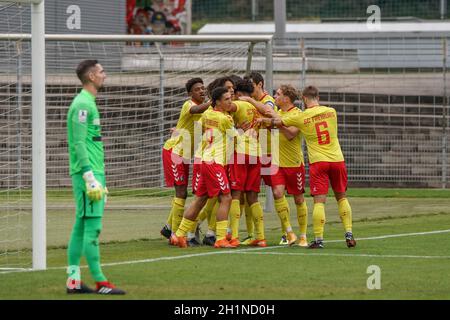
top-left (66, 60), bottom-right (125, 295)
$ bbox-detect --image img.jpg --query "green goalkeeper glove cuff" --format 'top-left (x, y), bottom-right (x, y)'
top-left (82, 171), bottom-right (107, 202)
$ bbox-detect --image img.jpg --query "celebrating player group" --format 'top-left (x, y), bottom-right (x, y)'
top-left (160, 72), bottom-right (357, 250)
top-left (64, 60), bottom-right (357, 296)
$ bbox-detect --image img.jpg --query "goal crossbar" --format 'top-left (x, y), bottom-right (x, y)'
top-left (0, 34), bottom-right (273, 43)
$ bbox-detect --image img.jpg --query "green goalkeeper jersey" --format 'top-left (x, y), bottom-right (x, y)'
top-left (67, 89), bottom-right (104, 176)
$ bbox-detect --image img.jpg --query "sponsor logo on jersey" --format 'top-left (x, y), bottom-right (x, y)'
top-left (78, 110), bottom-right (88, 123)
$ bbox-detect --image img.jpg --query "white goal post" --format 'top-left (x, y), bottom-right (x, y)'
top-left (0, 0), bottom-right (46, 271)
top-left (1, 7), bottom-right (274, 270)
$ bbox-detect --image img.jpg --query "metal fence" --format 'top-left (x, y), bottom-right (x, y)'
top-left (192, 0), bottom-right (449, 23)
top-left (269, 35), bottom-right (449, 187)
top-left (0, 35), bottom-right (449, 188)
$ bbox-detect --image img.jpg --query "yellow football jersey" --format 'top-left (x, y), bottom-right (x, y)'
top-left (283, 105), bottom-right (344, 163)
top-left (272, 107), bottom-right (304, 167)
top-left (231, 100), bottom-right (261, 157)
top-left (201, 108), bottom-right (236, 166)
top-left (260, 93), bottom-right (276, 111)
top-left (193, 106), bottom-right (213, 160)
top-left (259, 93), bottom-right (277, 156)
top-left (163, 100), bottom-right (203, 159)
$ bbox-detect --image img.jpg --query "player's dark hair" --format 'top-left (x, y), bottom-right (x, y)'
top-left (76, 59), bottom-right (98, 84)
top-left (228, 74), bottom-right (242, 86)
top-left (235, 79), bottom-right (254, 95)
top-left (185, 77), bottom-right (204, 94)
top-left (207, 76), bottom-right (233, 97)
top-left (280, 84), bottom-right (299, 103)
top-left (211, 87), bottom-right (228, 107)
top-left (244, 71), bottom-right (264, 88)
top-left (302, 85), bottom-right (319, 99)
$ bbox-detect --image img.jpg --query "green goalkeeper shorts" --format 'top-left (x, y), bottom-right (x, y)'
top-left (71, 172), bottom-right (106, 218)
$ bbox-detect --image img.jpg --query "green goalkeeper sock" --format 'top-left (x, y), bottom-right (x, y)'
top-left (68, 216), bottom-right (84, 267)
top-left (84, 217), bottom-right (107, 282)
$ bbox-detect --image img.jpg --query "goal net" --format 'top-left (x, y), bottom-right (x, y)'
top-left (0, 3), bottom-right (273, 270)
top-left (0, 2), bottom-right (32, 271)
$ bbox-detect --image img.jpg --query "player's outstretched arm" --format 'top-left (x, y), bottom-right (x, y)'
top-left (189, 100), bottom-right (212, 114)
top-left (238, 96), bottom-right (276, 117)
top-left (256, 116), bottom-right (282, 127)
top-left (278, 125), bottom-right (300, 141)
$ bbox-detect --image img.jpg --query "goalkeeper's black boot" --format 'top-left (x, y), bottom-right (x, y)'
top-left (160, 225), bottom-right (171, 239)
top-left (345, 232), bottom-right (356, 248)
top-left (66, 280), bottom-right (95, 294)
top-left (96, 281), bottom-right (126, 295)
top-left (308, 240), bottom-right (324, 249)
top-left (202, 235), bottom-right (216, 246)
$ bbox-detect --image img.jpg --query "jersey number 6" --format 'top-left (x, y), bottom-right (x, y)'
top-left (315, 121), bottom-right (331, 145)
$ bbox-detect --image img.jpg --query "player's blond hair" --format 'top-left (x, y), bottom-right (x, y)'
top-left (279, 84), bottom-right (299, 103)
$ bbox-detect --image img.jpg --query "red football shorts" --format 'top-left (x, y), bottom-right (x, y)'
top-left (191, 158), bottom-right (202, 194)
top-left (271, 165), bottom-right (306, 195)
top-left (260, 154), bottom-right (275, 186)
top-left (309, 161), bottom-right (348, 196)
top-left (228, 153), bottom-right (261, 192)
top-left (162, 148), bottom-right (189, 187)
top-left (196, 161), bottom-right (231, 197)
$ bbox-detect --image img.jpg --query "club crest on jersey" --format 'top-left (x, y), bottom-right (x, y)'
top-left (93, 118), bottom-right (100, 125)
top-left (78, 110), bottom-right (88, 123)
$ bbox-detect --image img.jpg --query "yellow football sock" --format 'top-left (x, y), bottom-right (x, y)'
top-left (170, 197), bottom-right (185, 233)
top-left (229, 199), bottom-right (241, 239)
top-left (296, 202), bottom-right (308, 235)
top-left (338, 198), bottom-right (353, 233)
top-left (208, 202), bottom-right (218, 232)
top-left (189, 219), bottom-right (199, 233)
top-left (216, 220), bottom-right (228, 240)
top-left (313, 203), bottom-right (326, 240)
top-left (175, 218), bottom-right (195, 237)
top-left (165, 211), bottom-right (173, 227)
top-left (274, 196), bottom-right (293, 233)
top-left (250, 202), bottom-right (265, 240)
top-left (199, 197), bottom-right (217, 222)
top-left (240, 203), bottom-right (245, 231)
top-left (244, 200), bottom-right (254, 236)
top-left (198, 206), bottom-right (207, 222)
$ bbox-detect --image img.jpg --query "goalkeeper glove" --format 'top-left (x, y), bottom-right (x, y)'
top-left (82, 171), bottom-right (107, 202)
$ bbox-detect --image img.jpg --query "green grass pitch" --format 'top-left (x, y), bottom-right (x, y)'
top-left (0, 188), bottom-right (450, 299)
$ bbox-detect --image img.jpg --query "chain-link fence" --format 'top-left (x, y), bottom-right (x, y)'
top-left (192, 0), bottom-right (450, 23)
top-left (268, 35), bottom-right (450, 188)
top-left (1, 35), bottom-right (449, 189)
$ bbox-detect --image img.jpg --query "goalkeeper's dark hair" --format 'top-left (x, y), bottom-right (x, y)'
top-left (76, 59), bottom-right (99, 84)
top-left (207, 76), bottom-right (233, 98)
top-left (235, 79), bottom-right (254, 95)
top-left (211, 87), bottom-right (229, 107)
top-left (185, 77), bottom-right (204, 94)
top-left (244, 71), bottom-right (264, 88)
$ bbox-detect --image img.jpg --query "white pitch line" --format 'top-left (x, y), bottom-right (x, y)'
top-left (338, 229), bottom-right (450, 242)
top-left (235, 251), bottom-right (450, 260)
top-left (0, 246), bottom-right (271, 274)
top-left (1, 228), bottom-right (450, 275)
